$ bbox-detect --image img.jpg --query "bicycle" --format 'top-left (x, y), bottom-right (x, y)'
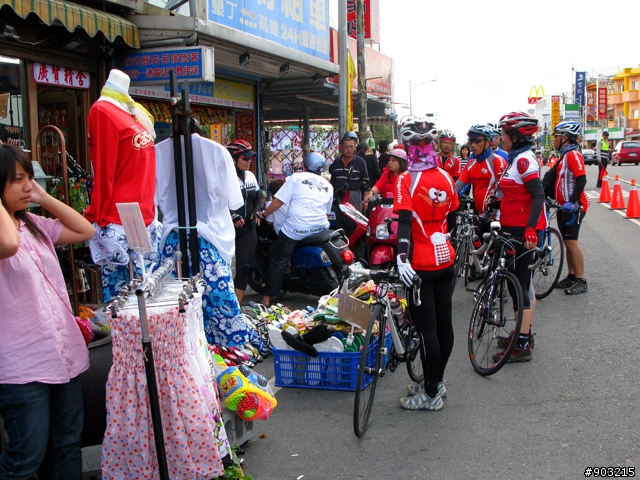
top-left (451, 195), bottom-right (478, 293)
top-left (347, 265), bottom-right (423, 437)
top-left (467, 222), bottom-right (544, 375)
top-left (531, 199), bottom-right (566, 299)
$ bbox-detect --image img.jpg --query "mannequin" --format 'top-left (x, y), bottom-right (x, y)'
top-left (97, 69), bottom-right (131, 112)
top-left (84, 69), bottom-right (161, 302)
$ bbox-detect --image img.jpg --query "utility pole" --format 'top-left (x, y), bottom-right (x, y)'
top-left (338, 0), bottom-right (348, 136)
top-left (356, 0), bottom-right (369, 142)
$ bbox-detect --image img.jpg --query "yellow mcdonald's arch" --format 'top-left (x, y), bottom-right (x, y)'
top-left (528, 85), bottom-right (545, 104)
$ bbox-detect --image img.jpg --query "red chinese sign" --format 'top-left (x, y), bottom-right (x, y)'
top-left (32, 63), bottom-right (90, 89)
top-left (346, 0), bottom-right (381, 44)
top-left (597, 79), bottom-right (608, 120)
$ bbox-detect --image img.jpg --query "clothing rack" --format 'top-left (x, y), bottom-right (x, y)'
top-left (169, 70), bottom-right (200, 277)
top-left (133, 253), bottom-right (178, 480)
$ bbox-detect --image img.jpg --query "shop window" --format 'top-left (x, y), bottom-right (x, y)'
top-left (0, 55), bottom-right (25, 147)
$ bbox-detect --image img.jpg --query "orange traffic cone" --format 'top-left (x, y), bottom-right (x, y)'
top-left (610, 176), bottom-right (626, 210)
top-left (598, 178), bottom-right (612, 203)
top-left (626, 179), bottom-right (640, 219)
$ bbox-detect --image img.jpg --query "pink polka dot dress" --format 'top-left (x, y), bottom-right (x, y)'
top-left (102, 288), bottom-right (230, 479)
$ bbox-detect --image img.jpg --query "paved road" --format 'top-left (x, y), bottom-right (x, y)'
top-left (242, 164), bottom-right (640, 480)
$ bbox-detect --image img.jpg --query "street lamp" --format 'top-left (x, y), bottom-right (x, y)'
top-left (409, 79), bottom-right (436, 117)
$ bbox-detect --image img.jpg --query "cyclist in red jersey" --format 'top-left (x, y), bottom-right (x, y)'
top-left (437, 130), bottom-right (461, 182)
top-left (456, 125), bottom-right (507, 222)
top-left (393, 117), bottom-right (459, 411)
top-left (552, 121), bottom-right (589, 295)
top-left (493, 111), bottom-right (546, 363)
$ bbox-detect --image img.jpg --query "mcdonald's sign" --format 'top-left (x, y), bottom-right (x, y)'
top-left (528, 85), bottom-right (545, 104)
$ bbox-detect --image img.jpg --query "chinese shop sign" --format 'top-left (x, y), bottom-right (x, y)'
top-left (116, 46), bottom-right (215, 84)
top-left (33, 63), bottom-right (90, 89)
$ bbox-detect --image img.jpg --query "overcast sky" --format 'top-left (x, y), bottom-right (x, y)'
top-left (332, 0), bottom-right (640, 141)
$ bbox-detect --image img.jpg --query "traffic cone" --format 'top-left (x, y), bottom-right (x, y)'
top-left (598, 178), bottom-right (612, 203)
top-left (610, 176), bottom-right (626, 210)
top-left (626, 179), bottom-right (640, 219)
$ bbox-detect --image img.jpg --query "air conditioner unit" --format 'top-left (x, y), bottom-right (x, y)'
top-left (622, 116), bottom-right (628, 128)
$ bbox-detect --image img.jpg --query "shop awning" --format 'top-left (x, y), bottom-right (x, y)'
top-left (0, 0), bottom-right (139, 48)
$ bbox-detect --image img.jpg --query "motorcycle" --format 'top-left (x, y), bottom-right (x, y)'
top-left (365, 193), bottom-right (399, 270)
top-left (248, 228), bottom-right (355, 298)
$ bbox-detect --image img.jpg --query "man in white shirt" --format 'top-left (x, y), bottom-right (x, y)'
top-left (258, 153), bottom-right (333, 306)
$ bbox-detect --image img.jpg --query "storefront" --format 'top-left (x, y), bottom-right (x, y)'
top-left (1, 0), bottom-right (140, 303)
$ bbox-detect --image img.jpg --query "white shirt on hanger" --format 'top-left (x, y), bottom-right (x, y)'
top-left (155, 134), bottom-right (243, 264)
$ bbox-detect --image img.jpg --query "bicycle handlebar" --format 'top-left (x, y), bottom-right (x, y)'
top-left (346, 265), bottom-right (422, 305)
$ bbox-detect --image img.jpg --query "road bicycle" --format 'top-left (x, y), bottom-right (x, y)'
top-left (451, 195), bottom-right (478, 293)
top-left (467, 222), bottom-right (545, 375)
top-left (531, 199), bottom-right (566, 299)
top-left (346, 265), bottom-right (423, 437)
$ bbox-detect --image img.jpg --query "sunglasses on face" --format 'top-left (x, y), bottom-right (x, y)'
top-left (469, 138), bottom-right (486, 144)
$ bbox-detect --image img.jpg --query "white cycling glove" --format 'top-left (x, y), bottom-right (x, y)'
top-left (396, 254), bottom-right (416, 288)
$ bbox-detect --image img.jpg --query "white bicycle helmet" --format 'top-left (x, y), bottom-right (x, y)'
top-left (553, 121), bottom-right (582, 139)
top-left (439, 130), bottom-right (456, 142)
top-left (398, 116), bottom-right (438, 143)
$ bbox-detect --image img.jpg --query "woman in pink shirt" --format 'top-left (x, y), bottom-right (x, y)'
top-left (0, 144), bottom-right (95, 480)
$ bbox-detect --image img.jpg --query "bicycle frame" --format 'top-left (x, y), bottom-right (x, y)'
top-left (348, 267), bottom-right (421, 359)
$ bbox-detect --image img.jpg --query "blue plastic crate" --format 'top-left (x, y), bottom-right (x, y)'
top-left (273, 331), bottom-right (392, 391)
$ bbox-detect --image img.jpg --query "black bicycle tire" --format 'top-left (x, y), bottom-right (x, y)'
top-left (463, 237), bottom-right (473, 289)
top-left (452, 236), bottom-right (469, 294)
top-left (534, 227), bottom-right (565, 299)
top-left (468, 270), bottom-right (524, 376)
top-left (405, 321), bottom-right (423, 383)
top-left (353, 304), bottom-right (385, 437)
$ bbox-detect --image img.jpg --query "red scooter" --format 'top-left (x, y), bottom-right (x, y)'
top-left (366, 193), bottom-right (399, 270)
top-left (328, 201), bottom-right (369, 265)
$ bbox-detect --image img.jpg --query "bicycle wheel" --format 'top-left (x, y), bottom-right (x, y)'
top-left (468, 271), bottom-right (524, 376)
top-left (533, 227), bottom-right (565, 300)
top-left (354, 304), bottom-right (386, 437)
top-left (452, 236), bottom-right (470, 294)
top-left (404, 318), bottom-right (423, 382)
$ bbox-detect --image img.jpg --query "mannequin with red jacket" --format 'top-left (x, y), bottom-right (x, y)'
top-left (84, 69), bottom-right (161, 301)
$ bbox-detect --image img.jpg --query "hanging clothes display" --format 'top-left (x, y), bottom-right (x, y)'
top-left (155, 133), bottom-right (251, 347)
top-left (84, 70), bottom-right (160, 302)
top-left (101, 278), bottom-right (230, 480)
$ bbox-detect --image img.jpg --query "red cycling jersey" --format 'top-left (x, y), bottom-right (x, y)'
top-left (554, 149), bottom-right (590, 212)
top-left (437, 154), bottom-right (461, 181)
top-left (394, 168), bottom-right (460, 271)
top-left (458, 154), bottom-right (507, 214)
top-left (498, 151), bottom-right (547, 230)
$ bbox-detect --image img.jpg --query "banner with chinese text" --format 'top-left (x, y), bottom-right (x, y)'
top-left (346, 0), bottom-right (380, 43)
top-left (551, 96), bottom-right (561, 133)
top-left (208, 0), bottom-right (329, 61)
top-left (117, 46), bottom-right (214, 84)
top-left (597, 79), bottom-right (608, 120)
top-left (33, 63), bottom-right (90, 89)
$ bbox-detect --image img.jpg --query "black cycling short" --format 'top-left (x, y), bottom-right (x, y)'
top-left (500, 225), bottom-right (538, 310)
top-left (556, 210), bottom-right (586, 241)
